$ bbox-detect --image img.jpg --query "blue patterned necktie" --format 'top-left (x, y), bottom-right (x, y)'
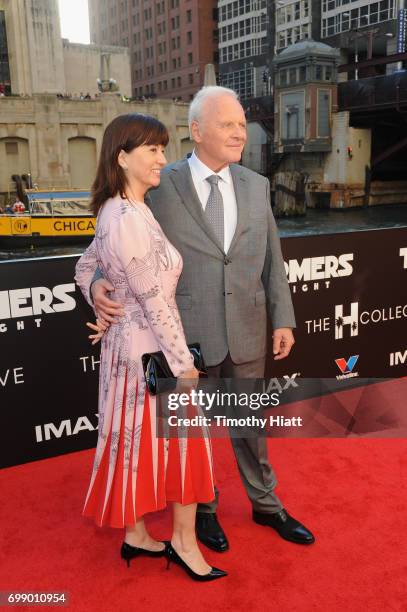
top-left (205, 174), bottom-right (224, 249)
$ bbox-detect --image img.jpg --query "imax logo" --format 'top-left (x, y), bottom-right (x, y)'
top-left (390, 350), bottom-right (407, 366)
top-left (0, 284), bottom-right (76, 320)
top-left (285, 254), bottom-right (353, 283)
top-left (35, 414), bottom-right (98, 442)
top-left (263, 373), bottom-right (300, 394)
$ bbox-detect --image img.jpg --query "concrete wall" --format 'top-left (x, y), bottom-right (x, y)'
top-left (63, 41), bottom-right (131, 98)
top-left (242, 122), bottom-right (268, 174)
top-left (0, 1), bottom-right (131, 97)
top-left (0, 0), bottom-right (66, 95)
top-left (24, 0), bottom-right (66, 94)
top-left (324, 112), bottom-right (371, 185)
top-left (0, 95), bottom-right (190, 193)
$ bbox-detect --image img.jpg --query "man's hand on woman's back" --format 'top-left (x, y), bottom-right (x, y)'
top-left (92, 278), bottom-right (125, 325)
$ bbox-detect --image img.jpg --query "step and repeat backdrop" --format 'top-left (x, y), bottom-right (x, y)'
top-left (0, 227), bottom-right (406, 468)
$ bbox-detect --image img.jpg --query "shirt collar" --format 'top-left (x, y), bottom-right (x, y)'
top-left (189, 150), bottom-right (232, 185)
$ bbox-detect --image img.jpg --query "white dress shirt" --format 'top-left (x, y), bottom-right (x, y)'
top-left (187, 150), bottom-right (238, 253)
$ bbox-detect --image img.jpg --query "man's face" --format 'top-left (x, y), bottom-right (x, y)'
top-left (192, 95), bottom-right (247, 170)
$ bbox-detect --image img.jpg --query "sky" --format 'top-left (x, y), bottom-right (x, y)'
top-left (58, 0), bottom-right (90, 44)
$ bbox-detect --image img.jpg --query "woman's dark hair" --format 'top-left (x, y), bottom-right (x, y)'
top-left (90, 113), bottom-right (169, 216)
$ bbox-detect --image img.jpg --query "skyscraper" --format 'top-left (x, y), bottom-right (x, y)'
top-left (275, 0), bottom-right (399, 64)
top-left (217, 0), bottom-right (271, 99)
top-left (88, 0), bottom-right (218, 101)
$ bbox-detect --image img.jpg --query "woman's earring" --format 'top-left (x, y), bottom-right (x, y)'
top-left (123, 166), bottom-right (128, 172)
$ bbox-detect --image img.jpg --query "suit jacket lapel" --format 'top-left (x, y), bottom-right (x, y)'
top-left (228, 164), bottom-right (249, 255)
top-left (170, 159), bottom-right (225, 253)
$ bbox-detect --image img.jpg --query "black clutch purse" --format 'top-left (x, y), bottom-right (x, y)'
top-left (142, 342), bottom-right (207, 395)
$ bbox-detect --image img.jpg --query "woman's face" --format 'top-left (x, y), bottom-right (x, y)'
top-left (120, 143), bottom-right (167, 191)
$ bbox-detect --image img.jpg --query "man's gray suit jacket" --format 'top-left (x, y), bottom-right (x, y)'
top-left (144, 157), bottom-right (296, 367)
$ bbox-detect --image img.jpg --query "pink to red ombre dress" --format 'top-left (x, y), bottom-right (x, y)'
top-left (75, 195), bottom-right (214, 528)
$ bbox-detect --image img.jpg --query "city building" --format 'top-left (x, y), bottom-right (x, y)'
top-left (0, 0), bottom-right (192, 200)
top-left (0, 0), bottom-right (131, 97)
top-left (0, 94), bottom-right (192, 199)
top-left (218, 0), bottom-right (271, 99)
top-left (88, 0), bottom-right (218, 101)
top-left (275, 0), bottom-right (401, 70)
top-left (275, 0), bottom-right (313, 53)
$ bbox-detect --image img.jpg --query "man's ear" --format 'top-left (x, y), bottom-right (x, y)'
top-left (190, 121), bottom-right (202, 144)
top-left (117, 149), bottom-right (128, 171)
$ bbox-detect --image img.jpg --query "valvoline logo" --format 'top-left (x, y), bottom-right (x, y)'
top-left (335, 355), bottom-right (359, 380)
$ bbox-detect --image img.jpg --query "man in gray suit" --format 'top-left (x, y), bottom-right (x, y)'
top-left (91, 86), bottom-right (314, 549)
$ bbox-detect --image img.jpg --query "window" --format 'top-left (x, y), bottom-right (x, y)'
top-left (0, 10), bottom-right (11, 94)
top-left (188, 52), bottom-right (193, 64)
top-left (282, 92), bottom-right (304, 140)
top-left (219, 66), bottom-right (254, 99)
top-left (318, 90), bottom-right (330, 137)
top-left (294, 2), bottom-right (300, 20)
top-left (5, 141), bottom-right (18, 155)
top-left (187, 31), bottom-right (192, 44)
top-left (187, 9), bottom-right (192, 23)
top-left (322, 0), bottom-right (395, 38)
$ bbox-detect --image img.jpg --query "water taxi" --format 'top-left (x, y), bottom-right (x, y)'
top-left (0, 190), bottom-right (95, 247)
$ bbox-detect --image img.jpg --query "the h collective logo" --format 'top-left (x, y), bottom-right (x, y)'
top-left (335, 302), bottom-right (359, 339)
top-left (335, 355), bottom-right (359, 380)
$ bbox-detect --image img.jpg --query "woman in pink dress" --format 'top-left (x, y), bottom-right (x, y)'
top-left (75, 114), bottom-right (226, 581)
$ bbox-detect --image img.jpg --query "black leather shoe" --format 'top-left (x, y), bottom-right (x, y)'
top-left (253, 509), bottom-right (315, 545)
top-left (196, 512), bottom-right (229, 552)
top-left (121, 541), bottom-right (169, 567)
top-left (165, 543), bottom-right (227, 582)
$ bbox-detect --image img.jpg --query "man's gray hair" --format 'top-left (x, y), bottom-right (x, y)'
top-left (188, 86), bottom-right (239, 135)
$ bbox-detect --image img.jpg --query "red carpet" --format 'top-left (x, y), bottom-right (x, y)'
top-left (1, 435), bottom-right (406, 612)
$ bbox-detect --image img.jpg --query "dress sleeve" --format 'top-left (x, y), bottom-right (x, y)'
top-left (117, 207), bottom-right (194, 377)
top-left (74, 239), bottom-right (99, 310)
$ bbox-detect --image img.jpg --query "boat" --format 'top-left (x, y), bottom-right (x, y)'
top-left (0, 190), bottom-right (95, 248)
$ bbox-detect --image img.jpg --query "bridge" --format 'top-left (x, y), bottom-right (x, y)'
top-left (338, 53), bottom-right (407, 182)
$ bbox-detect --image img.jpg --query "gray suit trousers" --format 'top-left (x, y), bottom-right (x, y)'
top-left (198, 354), bottom-right (283, 515)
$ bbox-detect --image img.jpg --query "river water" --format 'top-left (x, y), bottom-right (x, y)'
top-left (1, 206), bottom-right (406, 261)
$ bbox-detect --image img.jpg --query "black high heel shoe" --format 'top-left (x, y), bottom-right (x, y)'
top-left (165, 542), bottom-right (227, 582)
top-left (121, 541), bottom-right (169, 568)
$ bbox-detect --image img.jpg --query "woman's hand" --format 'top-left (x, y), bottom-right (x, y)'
top-left (179, 367), bottom-right (199, 380)
top-left (176, 366), bottom-right (199, 394)
top-left (86, 318), bottom-right (108, 345)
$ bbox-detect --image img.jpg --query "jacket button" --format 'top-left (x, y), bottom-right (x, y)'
top-left (224, 257), bottom-right (231, 265)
